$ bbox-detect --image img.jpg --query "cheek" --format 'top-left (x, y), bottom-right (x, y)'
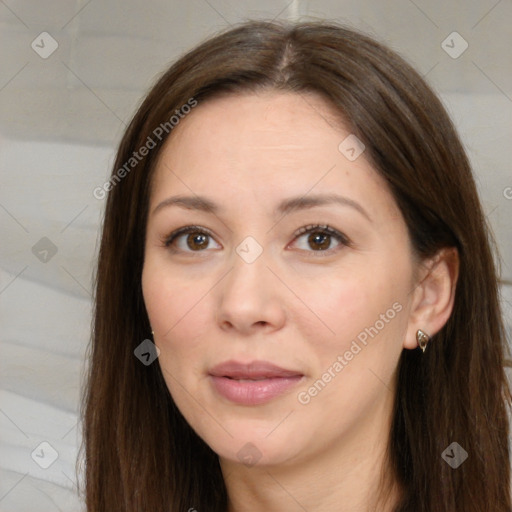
top-left (300, 267), bottom-right (406, 355)
top-left (294, 275), bottom-right (407, 422)
top-left (141, 260), bottom-right (227, 408)
top-left (142, 258), bottom-right (210, 338)
top-left (295, 263), bottom-right (410, 418)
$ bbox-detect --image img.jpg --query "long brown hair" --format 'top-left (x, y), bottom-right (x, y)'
top-left (80, 20), bottom-right (512, 511)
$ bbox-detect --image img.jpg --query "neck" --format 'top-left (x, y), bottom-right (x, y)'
top-left (219, 391), bottom-right (401, 512)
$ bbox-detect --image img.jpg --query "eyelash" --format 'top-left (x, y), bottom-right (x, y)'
top-left (162, 224), bottom-right (350, 256)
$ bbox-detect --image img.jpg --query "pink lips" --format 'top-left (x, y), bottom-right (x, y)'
top-left (209, 360), bottom-right (304, 405)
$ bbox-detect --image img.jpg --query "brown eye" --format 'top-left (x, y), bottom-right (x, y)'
top-left (186, 232), bottom-right (209, 251)
top-left (307, 232), bottom-right (332, 251)
top-left (164, 226), bottom-right (221, 253)
top-left (292, 224), bottom-right (349, 254)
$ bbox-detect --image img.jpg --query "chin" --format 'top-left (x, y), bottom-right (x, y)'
top-left (196, 416), bottom-right (306, 468)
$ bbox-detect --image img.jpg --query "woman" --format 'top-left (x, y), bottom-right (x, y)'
top-left (81, 20), bottom-right (512, 511)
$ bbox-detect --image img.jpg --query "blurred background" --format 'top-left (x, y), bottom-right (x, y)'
top-left (0, 0), bottom-right (511, 510)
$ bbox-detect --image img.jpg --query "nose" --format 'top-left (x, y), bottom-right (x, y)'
top-left (215, 249), bottom-right (286, 335)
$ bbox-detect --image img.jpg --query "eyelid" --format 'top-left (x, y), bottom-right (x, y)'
top-left (289, 224), bottom-right (351, 254)
top-left (164, 225), bottom-right (214, 243)
top-left (292, 224), bottom-right (349, 244)
top-left (163, 225), bottom-right (221, 253)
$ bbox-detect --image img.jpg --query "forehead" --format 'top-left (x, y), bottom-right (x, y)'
top-left (150, 91), bottom-right (400, 221)
top-left (158, 91), bottom-right (347, 164)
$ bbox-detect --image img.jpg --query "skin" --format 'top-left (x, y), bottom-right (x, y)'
top-left (142, 91), bottom-right (458, 511)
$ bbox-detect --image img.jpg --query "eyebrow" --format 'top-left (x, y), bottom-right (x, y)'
top-left (151, 193), bottom-right (372, 222)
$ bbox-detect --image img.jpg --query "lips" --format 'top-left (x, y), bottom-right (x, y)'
top-left (209, 360), bottom-right (304, 405)
top-left (209, 360), bottom-right (303, 379)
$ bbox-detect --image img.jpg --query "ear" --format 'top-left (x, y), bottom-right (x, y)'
top-left (403, 247), bottom-right (459, 350)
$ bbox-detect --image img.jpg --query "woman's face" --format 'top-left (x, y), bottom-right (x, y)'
top-left (142, 91), bottom-right (419, 468)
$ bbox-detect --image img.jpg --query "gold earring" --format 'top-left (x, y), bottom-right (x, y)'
top-left (416, 329), bottom-right (430, 353)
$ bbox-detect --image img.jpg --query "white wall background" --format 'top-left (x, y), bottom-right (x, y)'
top-left (0, 1), bottom-right (511, 510)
